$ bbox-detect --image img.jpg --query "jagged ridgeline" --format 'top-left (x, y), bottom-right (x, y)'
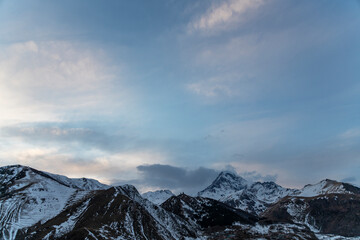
top-left (1, 165), bottom-right (360, 240)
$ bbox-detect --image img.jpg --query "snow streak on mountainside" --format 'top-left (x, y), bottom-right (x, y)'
top-left (142, 190), bottom-right (174, 205)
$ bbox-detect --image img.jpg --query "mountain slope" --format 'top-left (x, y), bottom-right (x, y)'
top-left (262, 193), bottom-right (360, 237)
top-left (220, 181), bottom-right (298, 215)
top-left (0, 165), bottom-right (107, 240)
top-left (161, 193), bottom-right (258, 228)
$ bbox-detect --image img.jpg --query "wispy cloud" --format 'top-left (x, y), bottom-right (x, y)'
top-left (0, 41), bottom-right (132, 125)
top-left (187, 77), bottom-right (237, 98)
top-left (340, 128), bottom-right (360, 139)
top-left (189, 0), bottom-right (265, 33)
top-left (1, 124), bottom-right (131, 152)
top-left (0, 145), bottom-right (168, 185)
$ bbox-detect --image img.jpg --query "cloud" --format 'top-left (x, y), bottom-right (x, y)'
top-left (0, 145), bottom-right (168, 185)
top-left (341, 176), bottom-right (356, 183)
top-left (187, 78), bottom-right (234, 98)
top-left (207, 116), bottom-right (293, 153)
top-left (340, 128), bottom-right (360, 139)
top-left (1, 124), bottom-right (131, 153)
top-left (0, 40), bottom-right (132, 125)
top-left (240, 170), bottom-right (278, 183)
top-left (134, 164), bottom-right (219, 194)
top-left (189, 0), bottom-right (265, 33)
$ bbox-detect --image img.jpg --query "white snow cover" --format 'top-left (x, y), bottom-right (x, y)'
top-left (45, 171), bottom-right (108, 190)
top-left (198, 171), bottom-right (298, 215)
top-left (298, 179), bottom-right (350, 197)
top-left (142, 189), bottom-right (174, 205)
top-left (198, 171), bottom-right (249, 200)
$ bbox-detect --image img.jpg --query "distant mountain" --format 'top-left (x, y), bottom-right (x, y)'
top-left (1, 165), bottom-right (360, 239)
top-left (142, 189), bottom-right (174, 205)
top-left (220, 181), bottom-right (298, 215)
top-left (198, 171), bottom-right (248, 199)
top-left (197, 171), bottom-right (360, 216)
top-left (198, 171), bottom-right (360, 237)
top-left (198, 171), bottom-right (297, 215)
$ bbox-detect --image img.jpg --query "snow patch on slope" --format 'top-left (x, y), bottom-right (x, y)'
top-left (142, 190), bottom-right (174, 205)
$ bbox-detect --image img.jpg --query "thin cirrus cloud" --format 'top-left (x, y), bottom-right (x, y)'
top-left (189, 0), bottom-right (265, 33)
top-left (1, 124), bottom-right (131, 153)
top-left (0, 40), bottom-right (132, 125)
top-left (0, 144), bottom-right (169, 185)
top-left (340, 128), bottom-right (360, 139)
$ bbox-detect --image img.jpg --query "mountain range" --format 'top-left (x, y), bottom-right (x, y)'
top-left (1, 165), bottom-right (360, 239)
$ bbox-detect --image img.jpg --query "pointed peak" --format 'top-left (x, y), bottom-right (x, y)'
top-left (198, 170), bottom-right (248, 199)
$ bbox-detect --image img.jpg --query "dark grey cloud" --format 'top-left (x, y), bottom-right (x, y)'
top-left (1, 123), bottom-right (132, 153)
top-left (240, 171), bottom-right (278, 183)
top-left (135, 164), bottom-right (219, 194)
top-left (341, 176), bottom-right (356, 183)
top-left (0, 122), bottom-right (216, 158)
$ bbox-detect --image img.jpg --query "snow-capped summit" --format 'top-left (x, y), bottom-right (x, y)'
top-left (0, 164), bottom-right (109, 191)
top-left (298, 179), bottom-right (360, 197)
top-left (142, 189), bottom-right (174, 205)
top-left (197, 171), bottom-right (300, 215)
top-left (0, 165), bottom-right (109, 240)
top-left (198, 171), bottom-right (248, 200)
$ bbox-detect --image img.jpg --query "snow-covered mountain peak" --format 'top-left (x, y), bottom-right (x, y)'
top-left (198, 171), bottom-right (248, 200)
top-left (298, 178), bottom-right (360, 197)
top-left (114, 184), bottom-right (144, 202)
top-left (0, 164), bottom-right (109, 191)
top-left (142, 189), bottom-right (174, 205)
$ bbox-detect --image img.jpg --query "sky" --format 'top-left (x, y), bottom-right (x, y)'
top-left (0, 0), bottom-right (359, 194)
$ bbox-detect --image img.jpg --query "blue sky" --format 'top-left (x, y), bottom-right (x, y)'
top-left (0, 0), bottom-right (359, 193)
